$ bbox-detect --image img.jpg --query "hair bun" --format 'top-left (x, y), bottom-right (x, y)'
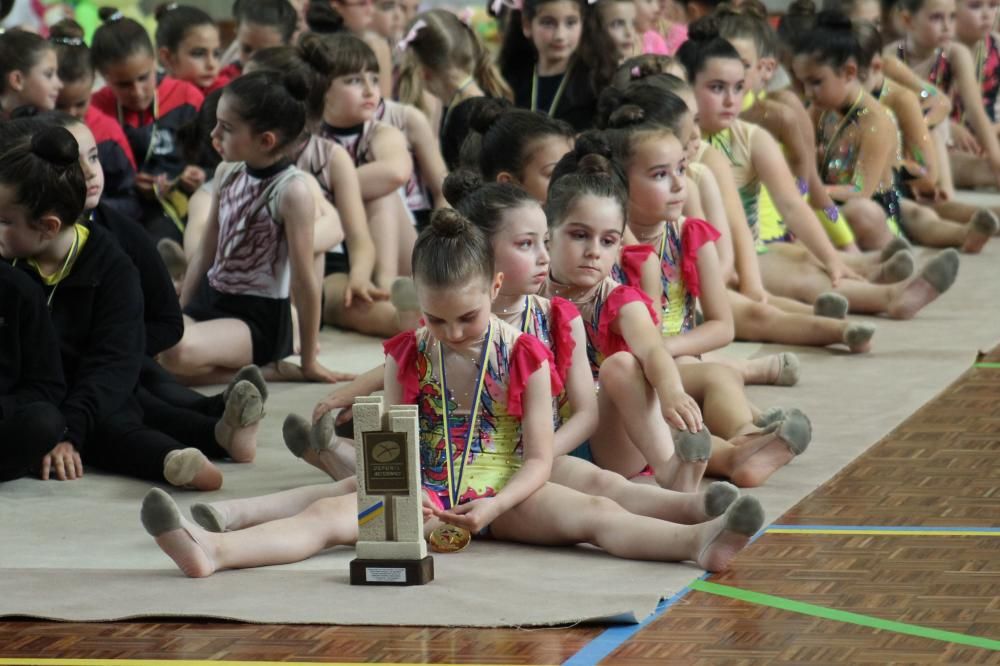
top-left (607, 104), bottom-right (646, 129)
top-left (573, 131), bottom-right (615, 167)
top-left (305, 0), bottom-right (345, 34)
top-left (816, 9), bottom-right (852, 30)
top-left (98, 6), bottom-right (125, 23)
top-left (282, 69), bottom-right (310, 102)
top-left (687, 15), bottom-right (722, 42)
top-left (429, 208), bottom-right (473, 238)
top-left (469, 97), bottom-right (509, 134)
top-left (787, 0), bottom-right (817, 17)
top-left (49, 18), bottom-right (85, 42)
top-left (31, 126), bottom-right (80, 169)
top-left (154, 1), bottom-right (179, 20)
top-left (442, 169), bottom-right (484, 208)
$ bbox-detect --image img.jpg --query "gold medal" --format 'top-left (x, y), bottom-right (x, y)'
top-left (429, 524), bottom-right (472, 553)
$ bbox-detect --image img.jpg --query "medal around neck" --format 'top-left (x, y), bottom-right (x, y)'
top-left (350, 396), bottom-right (434, 585)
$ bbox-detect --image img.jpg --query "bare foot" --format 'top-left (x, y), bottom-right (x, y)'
top-left (961, 209), bottom-right (998, 254)
top-left (887, 249), bottom-right (959, 319)
top-left (695, 495), bottom-right (764, 572)
top-left (163, 449), bottom-right (223, 491)
top-left (726, 409), bottom-right (811, 487)
top-left (141, 488), bottom-right (218, 578)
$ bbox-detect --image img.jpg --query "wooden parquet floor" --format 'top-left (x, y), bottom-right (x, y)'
top-left (1, 350), bottom-right (998, 665)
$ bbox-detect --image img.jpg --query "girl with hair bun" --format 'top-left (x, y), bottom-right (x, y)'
top-left (0, 121), bottom-right (228, 490)
top-left (160, 70), bottom-right (353, 385)
top-left (471, 104), bottom-right (576, 202)
top-left (89, 6), bottom-right (205, 244)
top-left (0, 29), bottom-right (62, 118)
top-left (222, 0), bottom-right (299, 81)
top-left (600, 79), bottom-right (883, 359)
top-left (306, 0), bottom-right (395, 98)
top-left (139, 207), bottom-right (765, 579)
top-left (154, 3), bottom-right (230, 94)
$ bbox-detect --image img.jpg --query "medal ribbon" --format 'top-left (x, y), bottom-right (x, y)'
top-left (519, 296), bottom-right (533, 333)
top-left (531, 65), bottom-right (571, 118)
top-left (438, 322), bottom-right (494, 508)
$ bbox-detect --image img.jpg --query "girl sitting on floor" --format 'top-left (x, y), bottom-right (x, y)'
top-left (139, 208), bottom-right (766, 577)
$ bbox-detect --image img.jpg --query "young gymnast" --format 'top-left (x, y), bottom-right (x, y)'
top-left (89, 8), bottom-right (204, 243)
top-left (541, 137), bottom-right (815, 488)
top-left (499, 0), bottom-right (618, 130)
top-left (889, 0), bottom-right (1000, 189)
top-left (954, 0), bottom-right (1000, 125)
top-left (140, 208), bottom-right (766, 577)
top-left (48, 19), bottom-right (140, 219)
top-left (594, 0), bottom-right (642, 61)
top-left (601, 80), bottom-right (879, 355)
top-left (0, 261), bottom-right (66, 482)
top-left (394, 8), bottom-right (513, 135)
top-left (313, 0), bottom-right (396, 99)
top-left (0, 121), bottom-right (246, 489)
top-left (678, 17), bottom-right (961, 317)
top-left (855, 19), bottom-right (1000, 250)
top-left (160, 70), bottom-right (350, 385)
top-left (155, 3), bottom-right (229, 94)
top-left (222, 0), bottom-right (299, 80)
top-left (0, 29), bottom-right (62, 117)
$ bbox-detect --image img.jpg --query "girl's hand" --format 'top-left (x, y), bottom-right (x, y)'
top-left (823, 258), bottom-right (863, 286)
top-left (421, 493), bottom-right (439, 521)
top-left (660, 389), bottom-right (703, 432)
top-left (435, 498), bottom-right (502, 534)
top-left (950, 122), bottom-right (983, 155)
top-left (41, 442), bottom-right (83, 481)
top-left (312, 388), bottom-right (359, 424)
top-left (344, 277), bottom-right (389, 308)
top-left (178, 166), bottom-right (207, 194)
top-left (740, 284), bottom-right (768, 304)
top-left (300, 360), bottom-right (357, 384)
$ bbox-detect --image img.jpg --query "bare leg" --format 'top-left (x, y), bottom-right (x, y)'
top-left (899, 200), bottom-right (997, 253)
top-left (841, 198), bottom-right (895, 250)
top-left (488, 483), bottom-right (765, 572)
top-left (322, 273), bottom-right (402, 338)
top-left (191, 479), bottom-right (359, 532)
top-left (678, 363), bottom-right (755, 439)
top-left (950, 150), bottom-right (997, 190)
top-left (700, 350), bottom-right (801, 386)
top-left (589, 353), bottom-right (708, 492)
top-left (728, 290), bottom-right (873, 353)
top-left (704, 408), bottom-right (812, 487)
top-left (366, 194), bottom-right (411, 289)
top-left (159, 317), bottom-right (255, 382)
top-left (141, 488), bottom-right (359, 577)
top-left (550, 455), bottom-right (739, 524)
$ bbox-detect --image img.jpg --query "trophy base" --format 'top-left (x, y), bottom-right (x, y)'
top-left (349, 556), bottom-right (434, 586)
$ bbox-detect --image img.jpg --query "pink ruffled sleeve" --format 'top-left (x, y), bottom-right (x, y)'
top-left (508, 334), bottom-right (563, 419)
top-left (382, 330), bottom-right (420, 404)
top-left (618, 244), bottom-right (657, 288)
top-left (598, 285), bottom-right (659, 357)
top-left (548, 297), bottom-right (581, 386)
top-left (642, 29), bottom-right (670, 55)
top-left (680, 218), bottom-right (721, 298)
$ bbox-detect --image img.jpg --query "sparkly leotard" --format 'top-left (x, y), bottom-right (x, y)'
top-left (616, 218), bottom-right (720, 338)
top-left (520, 295), bottom-right (580, 428)
top-left (384, 317), bottom-right (557, 508)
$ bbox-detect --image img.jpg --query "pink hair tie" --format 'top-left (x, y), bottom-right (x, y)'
top-left (491, 0), bottom-right (523, 15)
top-left (630, 66), bottom-right (641, 78)
top-left (457, 7), bottom-right (474, 25)
top-left (395, 19), bottom-right (427, 53)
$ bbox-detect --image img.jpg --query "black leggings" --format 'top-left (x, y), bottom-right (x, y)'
top-left (139, 358), bottom-right (225, 417)
top-left (0, 401), bottom-right (65, 482)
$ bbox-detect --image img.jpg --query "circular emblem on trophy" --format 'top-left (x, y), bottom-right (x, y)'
top-left (371, 439), bottom-right (401, 463)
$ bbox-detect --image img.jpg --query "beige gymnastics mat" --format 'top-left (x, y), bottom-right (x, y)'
top-left (1, 209), bottom-right (998, 626)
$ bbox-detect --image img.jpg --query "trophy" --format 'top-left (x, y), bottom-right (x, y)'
top-left (349, 396), bottom-right (434, 585)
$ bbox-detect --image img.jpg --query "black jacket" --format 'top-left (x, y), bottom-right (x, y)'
top-left (506, 61), bottom-right (598, 133)
top-left (0, 262), bottom-right (66, 416)
top-left (89, 203), bottom-right (183, 356)
top-left (17, 225), bottom-right (145, 452)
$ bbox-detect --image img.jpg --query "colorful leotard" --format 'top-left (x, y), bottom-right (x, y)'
top-left (897, 42), bottom-right (953, 124)
top-left (817, 95), bottom-right (901, 236)
top-left (383, 317), bottom-right (559, 508)
top-left (541, 277), bottom-right (658, 378)
top-left (975, 33), bottom-right (1000, 123)
top-left (616, 218), bottom-right (720, 338)
top-left (519, 294), bottom-right (580, 427)
top-left (375, 100), bottom-right (432, 217)
top-left (701, 120), bottom-right (766, 252)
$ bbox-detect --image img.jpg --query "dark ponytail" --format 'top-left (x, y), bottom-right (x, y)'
top-left (444, 169), bottom-right (539, 241)
top-left (154, 3), bottom-right (216, 52)
top-left (0, 122), bottom-right (86, 228)
top-left (50, 19), bottom-right (93, 87)
top-left (91, 7), bottom-right (155, 72)
top-left (676, 15), bottom-right (742, 80)
top-left (790, 10), bottom-right (862, 69)
top-left (223, 70), bottom-right (309, 148)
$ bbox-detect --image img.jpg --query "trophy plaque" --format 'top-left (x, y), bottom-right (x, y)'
top-left (349, 396), bottom-right (434, 585)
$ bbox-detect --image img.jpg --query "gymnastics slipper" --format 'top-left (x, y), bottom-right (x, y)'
top-left (140, 487), bottom-right (181, 537)
top-left (774, 352), bottom-right (800, 387)
top-left (844, 322), bottom-right (876, 351)
top-left (879, 249), bottom-right (916, 283)
top-left (223, 380), bottom-right (264, 429)
top-left (962, 209), bottom-right (998, 254)
top-left (223, 365), bottom-right (268, 403)
top-left (920, 248), bottom-right (960, 294)
top-left (674, 427), bottom-right (712, 463)
top-left (723, 495), bottom-right (765, 536)
top-left (190, 503), bottom-right (226, 533)
top-left (753, 406), bottom-right (786, 428)
top-left (163, 448), bottom-right (215, 488)
top-left (879, 236), bottom-right (912, 262)
top-left (311, 410), bottom-right (336, 452)
top-left (777, 408), bottom-right (812, 455)
top-left (390, 277), bottom-right (419, 312)
top-left (704, 481), bottom-right (740, 518)
top-left (813, 292), bottom-right (849, 319)
top-left (282, 414), bottom-right (312, 458)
